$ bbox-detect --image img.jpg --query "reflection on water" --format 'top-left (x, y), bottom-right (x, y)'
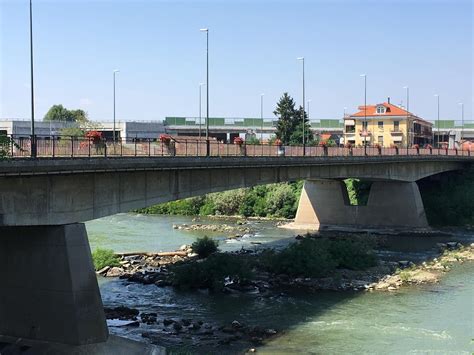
top-left (89, 214), bottom-right (474, 354)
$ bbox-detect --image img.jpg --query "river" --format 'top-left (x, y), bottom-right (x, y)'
top-left (87, 213), bottom-right (474, 354)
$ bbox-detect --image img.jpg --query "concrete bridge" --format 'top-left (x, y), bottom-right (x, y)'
top-left (0, 153), bottom-right (472, 346)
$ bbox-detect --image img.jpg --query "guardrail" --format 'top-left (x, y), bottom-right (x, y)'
top-left (0, 135), bottom-right (472, 159)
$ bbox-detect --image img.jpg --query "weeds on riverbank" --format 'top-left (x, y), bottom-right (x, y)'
top-left (192, 236), bottom-right (219, 258)
top-left (171, 253), bottom-right (253, 290)
top-left (92, 248), bottom-right (121, 270)
top-left (170, 236), bottom-right (378, 291)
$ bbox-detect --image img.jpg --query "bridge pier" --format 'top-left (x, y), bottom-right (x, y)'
top-left (0, 223), bottom-right (108, 344)
top-left (294, 179), bottom-right (428, 229)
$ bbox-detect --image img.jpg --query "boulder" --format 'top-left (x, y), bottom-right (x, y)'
top-left (106, 267), bottom-right (124, 277)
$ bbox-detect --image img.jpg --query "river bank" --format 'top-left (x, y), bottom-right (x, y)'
top-left (89, 214), bottom-right (474, 353)
top-left (95, 232), bottom-right (474, 350)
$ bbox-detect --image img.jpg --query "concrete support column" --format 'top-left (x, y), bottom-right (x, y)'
top-left (0, 223), bottom-right (108, 344)
top-left (294, 179), bottom-right (428, 229)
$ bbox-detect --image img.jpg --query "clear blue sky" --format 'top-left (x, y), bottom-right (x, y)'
top-left (0, 0), bottom-right (472, 123)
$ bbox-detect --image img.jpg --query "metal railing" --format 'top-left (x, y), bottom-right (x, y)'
top-left (0, 134), bottom-right (472, 159)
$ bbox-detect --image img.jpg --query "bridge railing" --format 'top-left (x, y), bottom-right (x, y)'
top-left (1, 134), bottom-right (472, 159)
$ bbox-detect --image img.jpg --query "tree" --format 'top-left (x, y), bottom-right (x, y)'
top-left (43, 105), bottom-right (88, 123)
top-left (273, 93), bottom-right (299, 145)
top-left (289, 105), bottom-right (313, 145)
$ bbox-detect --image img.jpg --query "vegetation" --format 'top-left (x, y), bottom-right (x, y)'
top-left (0, 135), bottom-right (21, 159)
top-left (260, 237), bottom-right (377, 277)
top-left (43, 104), bottom-right (88, 122)
top-left (273, 93), bottom-right (313, 145)
top-left (191, 236), bottom-right (219, 258)
top-left (92, 248), bottom-right (121, 270)
top-left (418, 167), bottom-right (474, 226)
top-left (344, 179), bottom-right (372, 205)
top-left (136, 182), bottom-right (303, 219)
top-left (171, 253), bottom-right (253, 290)
top-left (170, 236), bottom-right (378, 290)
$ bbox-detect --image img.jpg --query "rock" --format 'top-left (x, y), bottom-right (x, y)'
top-left (104, 306), bottom-right (139, 320)
top-left (221, 326), bottom-right (236, 334)
top-left (155, 280), bottom-right (171, 287)
top-left (140, 312), bottom-right (157, 324)
top-left (295, 234), bottom-right (304, 240)
top-left (387, 286), bottom-right (397, 291)
top-left (231, 320), bottom-right (242, 328)
top-left (187, 252), bottom-right (198, 258)
top-left (248, 348), bottom-right (257, 353)
top-left (163, 318), bottom-right (173, 326)
top-left (173, 322), bottom-right (183, 332)
top-left (190, 322), bottom-right (201, 330)
top-left (265, 328), bottom-right (277, 335)
top-left (179, 244), bottom-right (189, 251)
top-left (436, 243), bottom-right (447, 251)
top-left (181, 319), bottom-right (191, 326)
top-left (250, 337), bottom-right (263, 345)
top-left (106, 267), bottom-right (124, 277)
top-left (397, 261), bottom-right (412, 268)
top-left (446, 242), bottom-right (461, 250)
top-left (172, 224), bottom-right (178, 229)
top-left (96, 266), bottom-right (110, 275)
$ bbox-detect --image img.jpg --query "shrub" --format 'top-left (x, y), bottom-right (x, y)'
top-left (328, 237), bottom-right (378, 270)
top-left (266, 183), bottom-right (297, 218)
top-left (209, 189), bottom-right (247, 215)
top-left (171, 253), bottom-right (253, 290)
top-left (191, 236), bottom-right (219, 258)
top-left (261, 239), bottom-right (337, 277)
top-left (92, 248), bottom-right (121, 270)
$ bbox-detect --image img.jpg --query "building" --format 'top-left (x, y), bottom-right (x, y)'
top-left (344, 100), bottom-right (433, 148)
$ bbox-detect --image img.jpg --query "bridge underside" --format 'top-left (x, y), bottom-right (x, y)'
top-left (293, 179), bottom-right (428, 230)
top-left (0, 224), bottom-right (108, 344)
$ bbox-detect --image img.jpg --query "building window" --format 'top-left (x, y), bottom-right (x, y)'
top-left (378, 136), bottom-right (384, 145)
top-left (378, 121), bottom-right (383, 130)
top-left (362, 121), bottom-right (368, 130)
top-left (376, 106), bottom-right (386, 114)
top-left (394, 121), bottom-right (400, 132)
top-left (345, 125), bottom-right (355, 133)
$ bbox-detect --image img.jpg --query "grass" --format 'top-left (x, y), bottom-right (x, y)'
top-left (92, 248), bottom-right (121, 270)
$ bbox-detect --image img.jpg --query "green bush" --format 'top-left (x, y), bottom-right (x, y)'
top-left (344, 179), bottom-right (372, 206)
top-left (260, 237), bottom-right (378, 277)
top-left (266, 183), bottom-right (297, 218)
top-left (328, 237), bottom-right (378, 270)
top-left (92, 248), bottom-right (121, 270)
top-left (191, 236), bottom-right (219, 258)
top-left (261, 239), bottom-right (337, 277)
top-left (209, 189), bottom-right (247, 215)
top-left (171, 253), bottom-right (253, 290)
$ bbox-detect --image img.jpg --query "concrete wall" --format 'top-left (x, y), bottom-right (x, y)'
top-left (0, 157), bottom-right (468, 226)
top-left (294, 179), bottom-right (428, 229)
top-left (0, 223), bottom-right (108, 344)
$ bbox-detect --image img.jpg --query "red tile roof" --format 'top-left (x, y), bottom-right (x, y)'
top-left (352, 102), bottom-right (410, 117)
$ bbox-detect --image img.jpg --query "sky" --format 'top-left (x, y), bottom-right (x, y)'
top-left (0, 0), bottom-right (472, 123)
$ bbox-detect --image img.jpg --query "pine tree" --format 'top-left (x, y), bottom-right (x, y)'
top-left (273, 93), bottom-right (299, 145)
top-left (289, 105), bottom-right (313, 145)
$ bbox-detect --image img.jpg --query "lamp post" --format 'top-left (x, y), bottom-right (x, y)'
top-left (297, 57), bottom-right (305, 155)
top-left (360, 74), bottom-right (367, 155)
top-left (200, 28), bottom-right (209, 156)
top-left (434, 94), bottom-right (440, 153)
top-left (403, 86), bottom-right (409, 154)
top-left (260, 94), bottom-right (264, 143)
top-left (199, 83), bottom-right (205, 139)
top-left (113, 69), bottom-right (120, 143)
top-left (459, 102), bottom-right (464, 150)
top-left (29, 0), bottom-right (36, 158)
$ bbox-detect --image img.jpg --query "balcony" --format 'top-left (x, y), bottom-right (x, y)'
top-left (390, 129), bottom-right (403, 135)
top-left (359, 130), bottom-right (372, 137)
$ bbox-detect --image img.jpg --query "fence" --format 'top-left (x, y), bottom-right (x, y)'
top-left (1, 135), bottom-right (472, 159)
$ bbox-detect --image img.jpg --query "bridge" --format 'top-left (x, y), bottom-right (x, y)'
top-left (0, 141), bottom-right (472, 346)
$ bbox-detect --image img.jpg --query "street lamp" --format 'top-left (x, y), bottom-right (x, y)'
top-left (200, 28), bottom-right (209, 156)
top-left (434, 94), bottom-right (440, 152)
top-left (360, 74), bottom-right (367, 155)
top-left (403, 86), bottom-right (409, 154)
top-left (113, 69), bottom-right (120, 143)
top-left (29, 0), bottom-right (36, 158)
top-left (199, 83), bottom-right (205, 139)
top-left (297, 57), bottom-right (305, 155)
top-left (260, 94), bottom-right (264, 143)
top-left (459, 103), bottom-right (464, 150)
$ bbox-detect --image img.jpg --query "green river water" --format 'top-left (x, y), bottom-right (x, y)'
top-left (87, 213), bottom-right (474, 354)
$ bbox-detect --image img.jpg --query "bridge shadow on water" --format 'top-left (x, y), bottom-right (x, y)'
top-left (100, 229), bottom-right (474, 354)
